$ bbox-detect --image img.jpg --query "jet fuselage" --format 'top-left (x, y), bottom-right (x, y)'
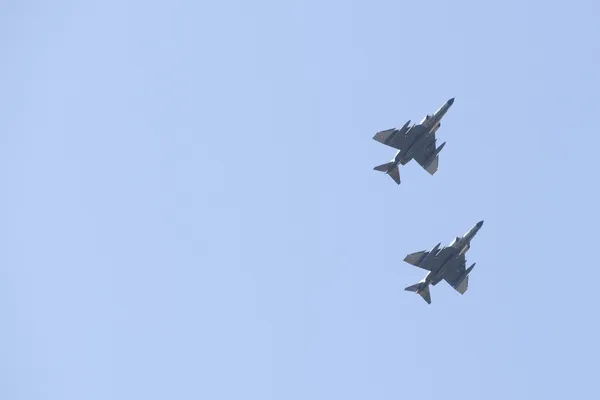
top-left (393, 98), bottom-right (454, 165)
top-left (416, 220), bottom-right (483, 288)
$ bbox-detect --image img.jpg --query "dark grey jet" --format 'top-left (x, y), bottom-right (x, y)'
top-left (373, 98), bottom-right (455, 184)
top-left (403, 220), bottom-right (483, 304)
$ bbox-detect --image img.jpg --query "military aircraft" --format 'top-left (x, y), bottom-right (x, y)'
top-left (403, 220), bottom-right (483, 304)
top-left (373, 98), bottom-right (455, 184)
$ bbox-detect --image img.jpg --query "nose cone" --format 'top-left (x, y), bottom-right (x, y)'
top-left (476, 220), bottom-right (484, 228)
top-left (447, 97), bottom-right (455, 106)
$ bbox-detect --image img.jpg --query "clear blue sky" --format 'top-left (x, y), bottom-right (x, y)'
top-left (2, 0), bottom-right (599, 399)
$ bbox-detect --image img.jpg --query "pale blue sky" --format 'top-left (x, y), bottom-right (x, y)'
top-left (2, 0), bottom-right (599, 399)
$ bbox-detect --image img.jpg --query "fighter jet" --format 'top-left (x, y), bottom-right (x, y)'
top-left (403, 220), bottom-right (483, 304)
top-left (373, 98), bottom-right (455, 184)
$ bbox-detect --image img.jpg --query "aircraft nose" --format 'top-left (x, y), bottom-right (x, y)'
top-left (476, 220), bottom-right (484, 228)
top-left (447, 97), bottom-right (455, 105)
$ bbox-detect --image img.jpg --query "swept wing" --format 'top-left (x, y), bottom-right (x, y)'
top-left (413, 132), bottom-right (440, 175)
top-left (403, 250), bottom-right (429, 270)
top-left (372, 128), bottom-right (405, 150)
top-left (442, 254), bottom-right (469, 294)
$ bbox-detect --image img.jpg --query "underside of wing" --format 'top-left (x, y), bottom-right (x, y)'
top-left (403, 251), bottom-right (431, 270)
top-left (373, 129), bottom-right (404, 150)
top-left (413, 133), bottom-right (439, 175)
top-left (424, 156), bottom-right (438, 175)
top-left (454, 275), bottom-right (469, 294)
top-left (443, 255), bottom-right (468, 293)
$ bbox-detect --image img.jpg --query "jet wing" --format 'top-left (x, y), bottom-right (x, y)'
top-left (413, 133), bottom-right (439, 175)
top-left (455, 275), bottom-right (468, 294)
top-left (423, 155), bottom-right (438, 175)
top-left (372, 128), bottom-right (404, 150)
top-left (442, 255), bottom-right (469, 294)
top-left (405, 242), bottom-right (447, 271)
top-left (403, 250), bottom-right (430, 270)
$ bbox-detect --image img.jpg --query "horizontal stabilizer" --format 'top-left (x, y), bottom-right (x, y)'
top-left (388, 165), bottom-right (400, 184)
top-left (373, 163), bottom-right (401, 184)
top-left (404, 283), bottom-right (421, 292)
top-left (374, 162), bottom-right (393, 172)
top-left (405, 282), bottom-right (431, 304)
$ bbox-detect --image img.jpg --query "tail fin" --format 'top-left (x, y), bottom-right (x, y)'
top-left (404, 282), bottom-right (431, 304)
top-left (373, 163), bottom-right (401, 185)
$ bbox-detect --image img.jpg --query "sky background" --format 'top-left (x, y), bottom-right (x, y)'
top-left (1, 0), bottom-right (600, 399)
